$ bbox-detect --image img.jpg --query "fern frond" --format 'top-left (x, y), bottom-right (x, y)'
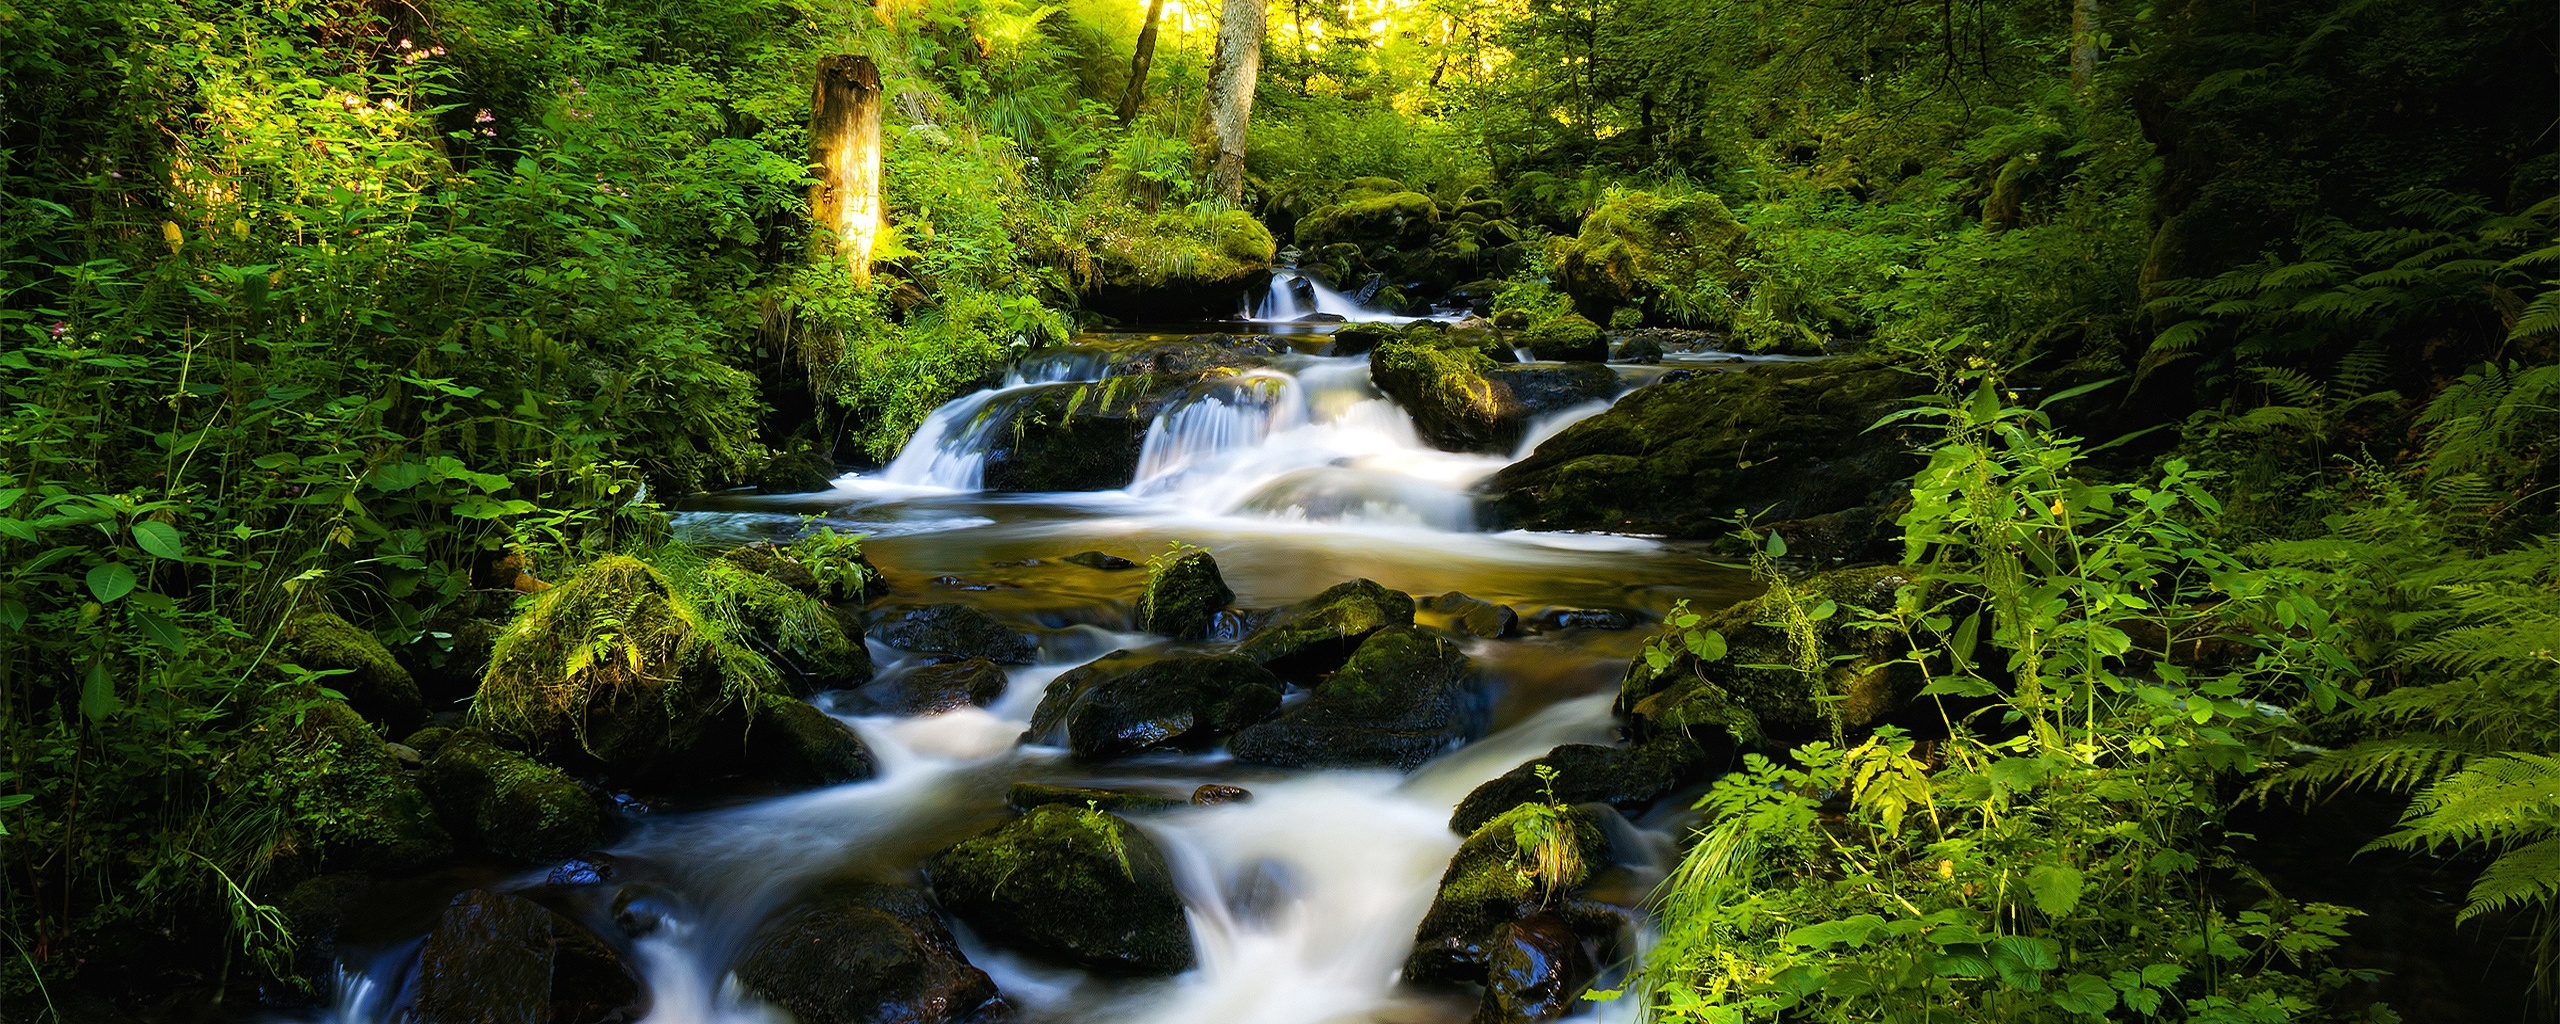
top-left (2462, 837), bottom-right (2560, 923)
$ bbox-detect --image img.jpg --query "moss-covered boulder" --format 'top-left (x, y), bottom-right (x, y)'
top-left (707, 557), bottom-right (871, 694)
top-left (1620, 565), bottom-right (1920, 749)
top-left (1234, 579), bottom-right (1417, 677)
top-left (1448, 736), bottom-right (1712, 835)
top-left (926, 804), bottom-right (1194, 975)
top-left (736, 882), bottom-right (1001, 1024)
top-left (1552, 191), bottom-right (1748, 322)
top-left (882, 657), bottom-right (1011, 714)
top-left (870, 604), bottom-right (1037, 664)
top-left (1371, 339), bottom-right (1621, 454)
top-left (979, 380), bottom-right (1156, 492)
top-left (1485, 357), bottom-right (1923, 544)
top-left (400, 889), bottom-right (645, 1024)
top-left (1138, 549), bottom-right (1233, 639)
top-left (1063, 550), bottom-right (1138, 571)
top-left (1230, 627), bottom-right (1484, 771)
top-left (232, 696), bottom-right (450, 876)
top-left (754, 449), bottom-right (839, 494)
top-left (422, 732), bottom-right (604, 863)
top-left (1025, 652), bottom-right (1282, 760)
top-left (1326, 322), bottom-right (1398, 356)
top-left (1404, 802), bottom-right (1609, 987)
top-left (1417, 592), bottom-right (1520, 640)
top-left (742, 696), bottom-right (879, 786)
top-left (284, 610), bottom-right (425, 735)
top-left (1007, 782), bottom-right (1185, 814)
top-left (723, 536), bottom-right (887, 605)
top-left (1296, 191), bottom-right (1442, 251)
top-left (1519, 315), bottom-right (1607, 362)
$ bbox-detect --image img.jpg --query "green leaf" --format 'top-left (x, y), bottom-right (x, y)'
top-left (135, 610), bottom-right (188, 653)
top-left (0, 518), bottom-right (35, 541)
top-left (131, 520), bottom-right (184, 560)
top-left (1989, 935), bottom-right (2059, 990)
top-left (369, 461), bottom-right (430, 492)
top-left (1986, 756), bottom-right (2048, 795)
top-left (1765, 530), bottom-right (1789, 557)
top-left (1782, 914), bottom-right (1887, 950)
top-left (0, 600), bottom-right (23, 631)
top-left (2027, 863), bottom-right (2084, 916)
top-left (1683, 629), bottom-right (1727, 661)
top-left (2050, 973), bottom-right (2118, 1017)
top-left (80, 662), bottom-right (120, 722)
top-left (86, 562), bottom-right (137, 603)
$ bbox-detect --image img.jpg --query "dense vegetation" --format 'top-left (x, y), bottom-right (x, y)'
top-left (1, 0), bottom-right (2553, 1019)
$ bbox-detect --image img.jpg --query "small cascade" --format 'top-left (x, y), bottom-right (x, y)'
top-left (1245, 269), bottom-right (1444, 324)
top-left (1132, 372), bottom-right (1304, 484)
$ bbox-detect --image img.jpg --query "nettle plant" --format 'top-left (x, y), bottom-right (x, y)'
top-left (1623, 378), bottom-right (2385, 1023)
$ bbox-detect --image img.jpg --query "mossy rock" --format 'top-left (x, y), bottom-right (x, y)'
top-left (1327, 322), bottom-right (1399, 356)
top-left (284, 610), bottom-right (425, 735)
top-left (1619, 565), bottom-right (1920, 748)
top-left (1448, 736), bottom-right (1711, 835)
top-left (278, 873), bottom-right (375, 987)
top-left (736, 882), bottom-right (1001, 1024)
top-left (1296, 191), bottom-right (1442, 251)
top-left (870, 604), bottom-right (1037, 664)
top-left (422, 731), bottom-right (604, 863)
top-left (1404, 802), bottom-right (1608, 986)
top-left (1552, 190), bottom-right (1748, 320)
top-left (976, 379), bottom-right (1163, 492)
top-left (1485, 357), bottom-right (1924, 538)
top-left (1519, 315), bottom-right (1606, 362)
top-left (1611, 334), bottom-right (1665, 363)
top-left (706, 558), bottom-right (872, 694)
top-left (1371, 339), bottom-right (1620, 454)
top-left (1229, 626), bottom-right (1484, 771)
top-left (926, 804), bottom-right (1194, 975)
top-left (233, 696), bottom-right (450, 876)
top-left (400, 616), bottom-right (506, 713)
top-left (1025, 652), bottom-right (1282, 760)
top-left (1233, 579), bottom-right (1417, 678)
top-left (1417, 592), bottom-right (1519, 639)
top-left (1063, 550), bottom-right (1138, 571)
top-left (883, 657), bottom-right (1011, 714)
top-left (754, 449), bottom-right (839, 494)
top-left (401, 889), bottom-right (645, 1024)
top-left (1007, 782), bottom-right (1185, 814)
top-left (742, 696), bottom-right (879, 785)
top-left (1139, 550), bottom-right (1233, 640)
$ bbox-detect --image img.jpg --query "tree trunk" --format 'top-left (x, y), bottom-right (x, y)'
top-left (1117, 0), bottom-right (1166, 125)
top-left (2070, 0), bottom-right (2099, 94)
top-left (1199, 0), bottom-right (1266, 204)
top-left (810, 55), bottom-right (884, 287)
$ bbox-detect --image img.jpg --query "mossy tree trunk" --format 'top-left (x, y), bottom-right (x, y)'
top-left (2069, 0), bottom-right (2099, 94)
top-left (1117, 0), bottom-right (1166, 126)
top-left (1198, 0), bottom-right (1265, 204)
top-left (810, 55), bottom-right (884, 287)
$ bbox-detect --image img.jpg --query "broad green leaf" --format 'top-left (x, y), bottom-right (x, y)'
top-left (2027, 863), bottom-right (2084, 916)
top-left (0, 600), bottom-right (24, 631)
top-left (2050, 973), bottom-right (2117, 1016)
top-left (1990, 935), bottom-right (2059, 990)
top-left (131, 520), bottom-right (184, 559)
top-left (1782, 914), bottom-right (1886, 950)
top-left (1683, 629), bottom-right (1727, 661)
top-left (135, 610), bottom-right (188, 653)
top-left (80, 662), bottom-right (120, 722)
top-left (369, 461), bottom-right (430, 492)
top-left (86, 562), bottom-right (137, 603)
top-left (1765, 530), bottom-right (1789, 557)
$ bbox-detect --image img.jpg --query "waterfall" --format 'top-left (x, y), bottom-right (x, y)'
top-left (1244, 269), bottom-right (1444, 324)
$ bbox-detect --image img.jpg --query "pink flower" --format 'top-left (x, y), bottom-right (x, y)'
top-left (475, 109), bottom-right (496, 123)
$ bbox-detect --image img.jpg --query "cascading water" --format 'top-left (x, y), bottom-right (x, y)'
top-left (1245, 269), bottom-right (1454, 324)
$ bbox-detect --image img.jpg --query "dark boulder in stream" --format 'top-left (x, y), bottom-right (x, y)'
top-left (1405, 803), bottom-right (1619, 996)
top-left (1370, 338), bottom-right (1621, 454)
top-left (1418, 591), bottom-right (1519, 639)
top-left (397, 889), bottom-right (644, 1024)
top-left (737, 882), bottom-right (1003, 1024)
top-left (979, 382), bottom-right (1154, 492)
top-left (1025, 651), bottom-right (1283, 759)
top-left (1136, 548), bottom-right (1234, 639)
top-left (1448, 736), bottom-right (1712, 835)
top-left (878, 657), bottom-right (1011, 713)
top-left (753, 449), bottom-right (840, 494)
top-left (1234, 578), bottom-right (1415, 677)
top-left (741, 696), bottom-right (878, 785)
top-left (870, 604), bottom-right (1037, 664)
top-left (927, 804), bottom-right (1195, 975)
top-left (1229, 626), bottom-right (1484, 771)
top-left (422, 731), bottom-right (605, 863)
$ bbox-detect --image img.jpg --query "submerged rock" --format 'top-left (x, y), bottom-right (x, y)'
top-left (1485, 357), bottom-right (1922, 544)
top-left (1234, 579), bottom-right (1416, 678)
top-left (397, 889), bottom-right (645, 1024)
top-left (1478, 912), bottom-right (1601, 1024)
top-left (1418, 591), bottom-right (1520, 639)
top-left (1191, 784), bottom-right (1252, 805)
top-left (1229, 627), bottom-right (1484, 771)
top-left (1619, 565), bottom-right (1920, 748)
top-left (284, 610), bottom-right (426, 735)
top-left (1025, 652), bottom-right (1282, 760)
top-left (1008, 782), bottom-right (1186, 814)
top-left (736, 882), bottom-right (1002, 1024)
top-left (1063, 550), bottom-right (1138, 571)
top-left (883, 658), bottom-right (1011, 714)
top-left (1448, 737), bottom-right (1711, 835)
top-left (871, 604), bottom-right (1037, 665)
top-left (927, 804), bottom-right (1195, 975)
top-left (422, 732), bottom-right (605, 863)
top-left (1137, 549), bottom-right (1234, 640)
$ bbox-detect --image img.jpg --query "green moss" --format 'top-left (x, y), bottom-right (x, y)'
top-left (235, 697), bottom-right (451, 875)
top-left (283, 610), bottom-right (424, 733)
top-left (1552, 190), bottom-right (1749, 322)
top-left (1235, 578), bottom-right (1417, 672)
top-left (1370, 338), bottom-right (1505, 451)
top-left (705, 558), bottom-right (871, 692)
top-left (1296, 191), bottom-right (1442, 251)
top-left (1138, 548), bottom-right (1233, 640)
top-left (1006, 783), bottom-right (1184, 814)
top-left (422, 731), bottom-right (602, 862)
top-left (1519, 314), bottom-right (1606, 361)
top-left (1084, 206), bottom-right (1277, 289)
top-left (1403, 802), bottom-right (1606, 984)
top-left (927, 804), bottom-right (1194, 975)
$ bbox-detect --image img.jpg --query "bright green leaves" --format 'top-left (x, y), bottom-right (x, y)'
top-left (132, 520), bottom-right (183, 559)
top-left (85, 562), bottom-right (136, 603)
top-left (80, 661), bottom-right (119, 723)
top-left (1640, 597), bottom-right (1727, 677)
top-left (2026, 863), bottom-right (2084, 916)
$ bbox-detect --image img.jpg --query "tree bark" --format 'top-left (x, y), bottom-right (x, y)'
top-left (2070, 0), bottom-right (2100, 94)
top-left (1199, 0), bottom-right (1266, 204)
top-left (810, 55), bottom-right (884, 287)
top-left (1117, 0), bottom-right (1166, 125)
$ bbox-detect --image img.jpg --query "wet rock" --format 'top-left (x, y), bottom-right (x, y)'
top-left (1405, 802), bottom-right (1612, 987)
top-left (1610, 334), bottom-right (1663, 364)
top-left (1137, 549), bottom-right (1234, 640)
top-left (743, 696), bottom-right (878, 785)
top-left (1234, 579), bottom-right (1416, 678)
top-left (239, 697), bottom-right (450, 875)
top-left (1295, 190), bottom-right (1441, 252)
top-left (1419, 592), bottom-right (1520, 639)
top-left (927, 804), bottom-right (1195, 975)
top-left (422, 731), bottom-right (605, 863)
top-left (1025, 652), bottom-right (1283, 760)
top-left (285, 610), bottom-right (426, 735)
top-left (930, 575), bottom-right (1000, 591)
top-left (885, 658), bottom-right (1011, 714)
top-left (1008, 782), bottom-right (1185, 814)
top-left (1474, 912), bottom-right (1600, 1024)
top-left (1525, 608), bottom-right (1636, 632)
top-left (1552, 191), bottom-right (1749, 324)
top-left (1519, 315), bottom-right (1606, 363)
top-left (1487, 357), bottom-right (1924, 538)
top-left (1370, 340), bottom-right (1619, 454)
top-left (1326, 322), bottom-right (1398, 356)
top-left (871, 604), bottom-right (1037, 665)
top-left (397, 889), bottom-right (644, 1024)
top-left (754, 449), bottom-right (840, 495)
top-left (1191, 784), bottom-right (1252, 805)
top-left (737, 882), bottom-right (1002, 1024)
top-left (546, 857), bottom-right (616, 887)
top-left (979, 381), bottom-right (1157, 492)
top-left (1448, 737), bottom-right (1712, 835)
top-left (1063, 550), bottom-right (1138, 571)
top-left (1229, 627), bottom-right (1484, 771)
top-left (278, 873), bottom-right (374, 987)
top-left (1619, 565), bottom-right (1919, 748)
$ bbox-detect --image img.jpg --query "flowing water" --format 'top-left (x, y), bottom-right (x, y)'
top-left (309, 325), bottom-right (1755, 1024)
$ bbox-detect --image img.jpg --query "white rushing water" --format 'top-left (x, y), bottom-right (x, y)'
top-left (1245, 268), bottom-right (1457, 324)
